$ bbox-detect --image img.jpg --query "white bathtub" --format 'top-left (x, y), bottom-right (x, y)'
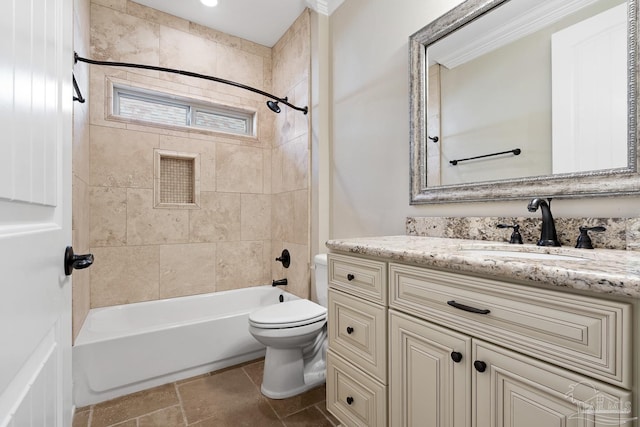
top-left (73, 286), bottom-right (298, 406)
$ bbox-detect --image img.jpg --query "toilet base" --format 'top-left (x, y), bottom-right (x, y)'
top-left (260, 346), bottom-right (326, 399)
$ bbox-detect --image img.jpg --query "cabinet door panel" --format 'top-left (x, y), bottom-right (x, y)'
top-left (390, 310), bottom-right (472, 427)
top-left (473, 340), bottom-right (633, 427)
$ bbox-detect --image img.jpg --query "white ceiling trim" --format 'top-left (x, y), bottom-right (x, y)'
top-left (307, 0), bottom-right (345, 15)
top-left (429, 0), bottom-right (601, 69)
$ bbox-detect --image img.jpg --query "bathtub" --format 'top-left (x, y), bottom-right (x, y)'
top-left (73, 286), bottom-right (298, 406)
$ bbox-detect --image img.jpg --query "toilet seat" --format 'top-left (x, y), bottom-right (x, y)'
top-left (249, 299), bottom-right (327, 329)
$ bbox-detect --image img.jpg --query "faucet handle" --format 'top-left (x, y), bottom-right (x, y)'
top-left (496, 223), bottom-right (523, 244)
top-left (575, 226), bottom-right (606, 249)
top-left (275, 249), bottom-right (290, 268)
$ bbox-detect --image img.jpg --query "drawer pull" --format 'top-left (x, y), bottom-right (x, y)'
top-left (474, 360), bottom-right (487, 372)
top-left (346, 396), bottom-right (354, 405)
top-left (450, 351), bottom-right (463, 363)
top-left (346, 326), bottom-right (354, 334)
top-left (347, 273), bottom-right (355, 281)
top-left (447, 300), bottom-right (491, 315)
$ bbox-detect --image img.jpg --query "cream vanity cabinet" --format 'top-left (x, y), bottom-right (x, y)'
top-left (326, 253), bottom-right (388, 427)
top-left (389, 262), bottom-right (633, 427)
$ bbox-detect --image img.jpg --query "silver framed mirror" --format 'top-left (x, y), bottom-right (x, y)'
top-left (410, 0), bottom-right (639, 204)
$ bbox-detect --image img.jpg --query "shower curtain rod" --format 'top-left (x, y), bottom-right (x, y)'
top-left (74, 52), bottom-right (308, 115)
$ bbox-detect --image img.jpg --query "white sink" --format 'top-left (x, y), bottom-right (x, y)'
top-left (460, 249), bottom-right (588, 262)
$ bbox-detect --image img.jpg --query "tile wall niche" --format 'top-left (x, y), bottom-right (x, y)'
top-left (85, 0), bottom-right (311, 310)
top-left (407, 216), bottom-right (640, 251)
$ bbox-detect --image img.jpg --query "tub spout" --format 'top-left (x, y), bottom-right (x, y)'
top-left (272, 278), bottom-right (288, 287)
top-left (527, 197), bottom-right (561, 247)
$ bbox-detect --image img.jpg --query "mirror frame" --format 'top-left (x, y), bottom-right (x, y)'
top-left (409, 0), bottom-right (639, 204)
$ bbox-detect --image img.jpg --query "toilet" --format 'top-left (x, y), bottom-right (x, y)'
top-left (248, 254), bottom-right (328, 399)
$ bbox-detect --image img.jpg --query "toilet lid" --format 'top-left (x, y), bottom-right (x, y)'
top-left (249, 299), bottom-right (327, 328)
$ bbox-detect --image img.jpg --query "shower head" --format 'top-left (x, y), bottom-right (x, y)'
top-left (267, 97), bottom-right (288, 114)
top-left (266, 100), bottom-right (281, 113)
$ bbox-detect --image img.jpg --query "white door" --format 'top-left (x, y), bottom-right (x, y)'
top-left (0, 0), bottom-right (73, 425)
top-left (551, 3), bottom-right (627, 174)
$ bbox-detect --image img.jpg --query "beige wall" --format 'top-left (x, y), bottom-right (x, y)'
top-left (73, 0), bottom-right (92, 340)
top-left (438, 0), bottom-right (621, 186)
top-left (329, 0), bottom-right (640, 239)
top-left (439, 34), bottom-right (552, 184)
top-left (84, 1), bottom-right (311, 309)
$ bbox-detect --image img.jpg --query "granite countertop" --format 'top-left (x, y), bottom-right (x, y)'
top-left (326, 236), bottom-right (640, 299)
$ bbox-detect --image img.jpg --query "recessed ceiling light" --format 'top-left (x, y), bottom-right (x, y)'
top-left (200, 0), bottom-right (218, 6)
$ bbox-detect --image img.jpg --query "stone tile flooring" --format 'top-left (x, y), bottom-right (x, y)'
top-left (73, 359), bottom-right (339, 427)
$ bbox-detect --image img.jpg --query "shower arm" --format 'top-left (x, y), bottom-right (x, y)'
top-left (74, 52), bottom-right (308, 115)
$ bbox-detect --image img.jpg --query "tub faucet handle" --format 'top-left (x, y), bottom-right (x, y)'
top-left (275, 249), bottom-right (290, 268)
top-left (272, 278), bottom-right (288, 287)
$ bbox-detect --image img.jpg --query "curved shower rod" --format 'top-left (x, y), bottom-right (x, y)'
top-left (74, 52), bottom-right (308, 115)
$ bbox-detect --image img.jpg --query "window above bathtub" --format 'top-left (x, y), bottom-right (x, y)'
top-left (111, 83), bottom-right (256, 137)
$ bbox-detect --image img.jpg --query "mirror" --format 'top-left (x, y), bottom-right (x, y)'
top-left (409, 0), bottom-right (639, 204)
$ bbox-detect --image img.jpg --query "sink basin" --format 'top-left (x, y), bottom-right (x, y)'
top-left (460, 249), bottom-right (588, 261)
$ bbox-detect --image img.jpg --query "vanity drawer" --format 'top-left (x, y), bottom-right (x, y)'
top-left (327, 350), bottom-right (387, 427)
top-left (329, 289), bottom-right (387, 383)
top-left (328, 253), bottom-right (387, 304)
top-left (389, 263), bottom-right (632, 388)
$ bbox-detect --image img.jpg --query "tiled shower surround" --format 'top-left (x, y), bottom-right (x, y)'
top-left (72, 0), bottom-right (92, 340)
top-left (77, 0), bottom-right (311, 334)
top-left (407, 216), bottom-right (640, 251)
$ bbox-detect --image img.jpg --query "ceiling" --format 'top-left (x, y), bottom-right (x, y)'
top-left (130, 0), bottom-right (344, 47)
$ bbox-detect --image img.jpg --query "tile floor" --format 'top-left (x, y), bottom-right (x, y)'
top-left (72, 359), bottom-right (339, 427)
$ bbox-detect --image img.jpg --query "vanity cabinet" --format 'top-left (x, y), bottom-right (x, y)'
top-left (390, 310), bottom-right (632, 427)
top-left (389, 262), bottom-right (633, 427)
top-left (326, 254), bottom-right (388, 427)
top-left (389, 263), bottom-right (632, 388)
top-left (326, 250), bottom-right (634, 427)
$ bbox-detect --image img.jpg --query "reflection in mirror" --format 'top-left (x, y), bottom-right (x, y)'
top-left (409, 0), bottom-right (639, 204)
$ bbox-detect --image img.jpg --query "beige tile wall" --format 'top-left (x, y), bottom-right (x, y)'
top-left (73, 0), bottom-right (92, 341)
top-left (84, 1), bottom-right (311, 310)
top-left (271, 11), bottom-right (311, 299)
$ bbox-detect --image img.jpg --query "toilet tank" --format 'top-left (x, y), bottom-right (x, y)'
top-left (313, 254), bottom-right (328, 308)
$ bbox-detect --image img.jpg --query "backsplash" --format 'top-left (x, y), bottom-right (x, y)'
top-left (406, 217), bottom-right (640, 251)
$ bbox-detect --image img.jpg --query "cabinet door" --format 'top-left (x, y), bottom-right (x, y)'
top-left (390, 310), bottom-right (472, 427)
top-left (473, 340), bottom-right (633, 427)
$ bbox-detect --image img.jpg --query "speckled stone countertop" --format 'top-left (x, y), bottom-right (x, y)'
top-left (326, 236), bottom-right (640, 299)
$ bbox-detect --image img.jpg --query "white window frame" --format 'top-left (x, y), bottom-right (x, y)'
top-left (112, 85), bottom-right (255, 137)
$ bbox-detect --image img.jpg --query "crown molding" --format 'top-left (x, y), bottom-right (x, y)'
top-left (306, 0), bottom-right (345, 15)
top-left (429, 0), bottom-right (601, 69)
